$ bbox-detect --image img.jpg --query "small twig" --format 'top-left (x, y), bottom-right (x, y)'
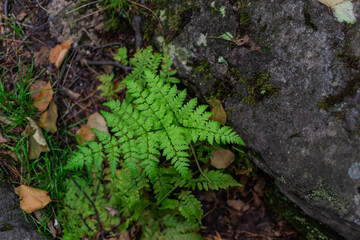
top-left (73, 6), bottom-right (109, 23)
top-left (58, 85), bottom-right (81, 100)
top-left (132, 15), bottom-right (143, 49)
top-left (36, 0), bottom-right (50, 14)
top-left (92, 167), bottom-right (104, 202)
top-left (190, 143), bottom-right (213, 185)
top-left (4, 0), bottom-right (9, 17)
top-left (0, 2), bottom-right (74, 62)
top-left (128, 0), bottom-right (164, 36)
top-left (69, 174), bottom-right (104, 238)
top-left (0, 38), bottom-right (31, 43)
top-left (55, 47), bottom-right (78, 90)
top-left (65, 0), bottom-right (99, 15)
top-left (0, 162), bottom-right (9, 175)
top-left (85, 59), bottom-right (134, 72)
top-left (78, 89), bottom-right (98, 103)
top-left (202, 199), bottom-right (218, 220)
top-left (77, 42), bottom-right (123, 50)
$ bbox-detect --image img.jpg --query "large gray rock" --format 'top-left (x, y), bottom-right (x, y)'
top-left (161, 0), bottom-right (360, 239)
top-left (0, 183), bottom-right (48, 240)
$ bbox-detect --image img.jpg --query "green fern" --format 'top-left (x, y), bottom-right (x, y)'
top-left (97, 73), bottom-right (118, 99)
top-left (113, 47), bottom-right (128, 65)
top-left (63, 47), bottom-right (245, 239)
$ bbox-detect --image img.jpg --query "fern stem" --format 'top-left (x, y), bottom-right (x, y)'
top-left (190, 144), bottom-right (213, 185)
top-left (156, 180), bottom-right (184, 206)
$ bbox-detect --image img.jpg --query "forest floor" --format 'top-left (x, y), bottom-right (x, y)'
top-left (0, 1), bottom-right (305, 239)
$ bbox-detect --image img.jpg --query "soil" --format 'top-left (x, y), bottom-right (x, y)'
top-left (0, 1), bottom-right (304, 239)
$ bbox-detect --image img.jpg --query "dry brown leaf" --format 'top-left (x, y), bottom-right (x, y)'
top-left (198, 190), bottom-right (217, 202)
top-left (22, 117), bottom-right (50, 159)
top-left (119, 231), bottom-right (131, 240)
top-left (103, 206), bottom-right (119, 217)
top-left (34, 46), bottom-right (50, 67)
top-left (317, 0), bottom-right (344, 7)
top-left (210, 148), bottom-right (235, 169)
top-left (14, 185), bottom-right (51, 213)
top-left (49, 38), bottom-right (72, 68)
top-left (32, 81), bottom-right (54, 112)
top-left (227, 199), bottom-right (246, 211)
top-left (30, 80), bottom-right (46, 99)
top-left (253, 176), bottom-right (266, 196)
top-left (16, 11), bottom-right (27, 21)
top-left (0, 131), bottom-right (9, 143)
top-left (76, 124), bottom-right (96, 145)
top-left (239, 175), bottom-right (249, 194)
top-left (87, 112), bottom-right (109, 133)
top-left (39, 101), bottom-right (58, 133)
top-left (0, 116), bottom-right (15, 125)
top-left (252, 191), bottom-right (262, 207)
top-left (207, 98), bottom-right (226, 125)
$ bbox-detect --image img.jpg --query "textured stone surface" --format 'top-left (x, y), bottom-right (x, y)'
top-left (0, 184), bottom-right (47, 240)
top-left (164, 0), bottom-right (360, 239)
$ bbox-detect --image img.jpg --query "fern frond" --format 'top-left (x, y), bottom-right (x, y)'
top-left (63, 47), bottom-right (246, 239)
top-left (177, 191), bottom-right (203, 222)
top-left (188, 170), bottom-right (241, 191)
top-left (160, 54), bottom-right (179, 83)
top-left (127, 46), bottom-right (162, 85)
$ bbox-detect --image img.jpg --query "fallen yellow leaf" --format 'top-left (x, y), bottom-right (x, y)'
top-left (32, 81), bottom-right (54, 112)
top-left (39, 101), bottom-right (58, 133)
top-left (14, 185), bottom-right (51, 213)
top-left (49, 38), bottom-right (72, 68)
top-left (207, 98), bottom-right (226, 125)
top-left (317, 0), bottom-right (344, 7)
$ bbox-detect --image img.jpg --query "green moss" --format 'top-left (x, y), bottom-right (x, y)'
top-left (265, 179), bottom-right (346, 240)
top-left (0, 224), bottom-right (14, 232)
top-left (240, 71), bottom-right (281, 105)
top-left (306, 180), bottom-right (352, 214)
top-left (193, 60), bottom-right (212, 82)
top-left (238, 1), bottom-right (251, 29)
top-left (168, 10), bottom-right (182, 32)
top-left (303, 4), bottom-right (318, 31)
top-left (155, 0), bottom-right (200, 42)
top-left (338, 50), bottom-right (360, 69)
top-left (318, 73), bottom-right (359, 110)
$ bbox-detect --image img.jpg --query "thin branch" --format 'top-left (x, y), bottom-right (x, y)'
top-left (133, 15), bottom-right (143, 49)
top-left (69, 174), bottom-right (104, 239)
top-left (0, 2), bottom-right (74, 62)
top-left (65, 0), bottom-right (99, 15)
top-left (36, 0), bottom-right (50, 14)
top-left (85, 59), bottom-right (134, 72)
top-left (190, 144), bottom-right (213, 185)
top-left (128, 0), bottom-right (164, 36)
top-left (4, 0), bottom-right (9, 17)
top-left (77, 42), bottom-right (123, 50)
top-left (73, 6), bottom-right (109, 23)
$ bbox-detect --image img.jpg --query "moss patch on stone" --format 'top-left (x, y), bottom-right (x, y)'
top-left (306, 180), bottom-right (353, 215)
top-left (265, 179), bottom-right (346, 240)
top-left (303, 4), bottom-right (318, 31)
top-left (0, 224), bottom-right (14, 232)
top-left (239, 71), bottom-right (281, 105)
top-left (193, 60), bottom-right (212, 82)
